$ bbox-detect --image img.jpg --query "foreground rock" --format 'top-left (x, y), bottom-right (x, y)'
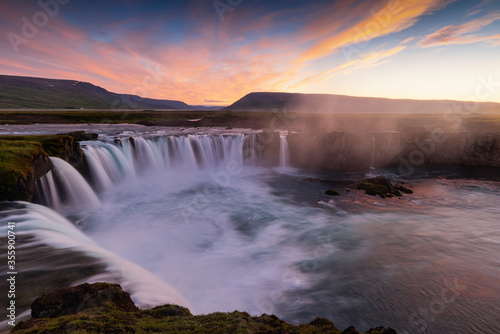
top-left (13, 283), bottom-right (398, 334)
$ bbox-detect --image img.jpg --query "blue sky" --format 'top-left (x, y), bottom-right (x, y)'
top-left (1, 0), bottom-right (499, 104)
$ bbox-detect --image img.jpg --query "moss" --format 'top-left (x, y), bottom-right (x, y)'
top-left (0, 140), bottom-right (45, 200)
top-left (0, 134), bottom-right (75, 158)
top-left (0, 133), bottom-right (92, 201)
top-left (12, 282), bottom-right (397, 334)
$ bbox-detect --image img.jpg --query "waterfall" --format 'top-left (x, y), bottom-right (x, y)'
top-left (80, 134), bottom-right (266, 192)
top-left (35, 133), bottom-right (281, 211)
top-left (36, 157), bottom-right (100, 212)
top-left (0, 202), bottom-right (192, 313)
top-left (279, 134), bottom-right (290, 167)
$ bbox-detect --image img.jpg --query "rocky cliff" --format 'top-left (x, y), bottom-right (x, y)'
top-left (287, 129), bottom-right (500, 172)
top-left (0, 132), bottom-right (96, 202)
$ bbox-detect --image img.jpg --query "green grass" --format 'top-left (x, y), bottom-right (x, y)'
top-left (13, 307), bottom-right (345, 334)
top-left (0, 139), bottom-right (43, 187)
top-left (0, 83), bottom-right (112, 109)
top-left (0, 134), bottom-right (78, 201)
top-left (0, 134), bottom-right (75, 156)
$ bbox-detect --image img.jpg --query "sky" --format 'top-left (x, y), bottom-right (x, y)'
top-left (0, 0), bottom-right (499, 105)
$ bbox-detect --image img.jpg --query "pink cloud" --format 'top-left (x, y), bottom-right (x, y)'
top-left (419, 12), bottom-right (500, 47)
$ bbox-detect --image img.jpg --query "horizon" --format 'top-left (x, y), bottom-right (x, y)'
top-left (1, 1), bottom-right (500, 105)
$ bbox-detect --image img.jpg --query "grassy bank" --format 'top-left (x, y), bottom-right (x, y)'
top-left (12, 283), bottom-right (396, 334)
top-left (0, 134), bottom-right (84, 201)
top-left (0, 140), bottom-right (45, 196)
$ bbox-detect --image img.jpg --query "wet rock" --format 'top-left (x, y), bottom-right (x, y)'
top-left (353, 176), bottom-right (412, 198)
top-left (31, 283), bottom-right (138, 318)
top-left (366, 326), bottom-right (398, 334)
top-left (65, 131), bottom-right (98, 141)
top-left (325, 189), bottom-right (340, 196)
top-left (342, 326), bottom-right (363, 334)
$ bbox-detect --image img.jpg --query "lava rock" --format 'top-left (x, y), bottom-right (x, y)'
top-left (353, 176), bottom-right (413, 198)
top-left (325, 189), bottom-right (340, 196)
top-left (31, 283), bottom-right (139, 318)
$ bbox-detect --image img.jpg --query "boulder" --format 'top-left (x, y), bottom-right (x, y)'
top-left (31, 283), bottom-right (138, 318)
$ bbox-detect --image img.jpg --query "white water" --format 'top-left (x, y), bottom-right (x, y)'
top-left (2, 128), bottom-right (500, 333)
top-left (36, 158), bottom-right (100, 213)
top-left (79, 134), bottom-right (260, 192)
top-left (279, 134), bottom-right (290, 167)
top-left (0, 203), bottom-right (191, 310)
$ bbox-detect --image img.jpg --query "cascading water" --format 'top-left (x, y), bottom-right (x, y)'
top-left (79, 133), bottom-right (264, 193)
top-left (35, 157), bottom-right (100, 213)
top-left (0, 202), bottom-right (191, 329)
top-left (279, 133), bottom-right (290, 168)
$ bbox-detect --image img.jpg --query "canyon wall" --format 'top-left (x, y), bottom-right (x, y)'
top-left (287, 129), bottom-right (500, 172)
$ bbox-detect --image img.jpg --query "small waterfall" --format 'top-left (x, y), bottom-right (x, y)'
top-left (36, 157), bottom-right (100, 212)
top-left (279, 134), bottom-right (291, 167)
top-left (82, 141), bottom-right (135, 191)
top-left (0, 202), bottom-right (191, 315)
top-left (370, 137), bottom-right (376, 169)
top-left (35, 170), bottom-right (60, 209)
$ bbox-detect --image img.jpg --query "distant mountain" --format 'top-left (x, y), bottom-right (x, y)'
top-left (224, 92), bottom-right (499, 113)
top-left (0, 75), bottom-right (218, 110)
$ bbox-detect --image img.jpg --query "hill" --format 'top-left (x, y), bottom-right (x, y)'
top-left (224, 92), bottom-right (500, 113)
top-left (0, 75), bottom-right (218, 110)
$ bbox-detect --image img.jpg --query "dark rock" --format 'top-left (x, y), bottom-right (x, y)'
top-left (325, 189), bottom-right (340, 196)
top-left (255, 130), bottom-right (280, 167)
top-left (0, 147), bottom-right (51, 202)
top-left (31, 283), bottom-right (139, 318)
top-left (342, 325), bottom-right (363, 334)
top-left (395, 185), bottom-right (413, 194)
top-left (353, 176), bottom-right (411, 198)
top-left (65, 131), bottom-right (98, 141)
top-left (366, 326), bottom-right (398, 334)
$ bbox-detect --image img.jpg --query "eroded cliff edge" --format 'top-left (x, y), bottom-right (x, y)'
top-left (287, 129), bottom-right (500, 172)
top-left (0, 132), bottom-right (97, 201)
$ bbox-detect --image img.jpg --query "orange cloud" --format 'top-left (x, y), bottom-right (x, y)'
top-left (298, 0), bottom-right (456, 63)
top-left (419, 12), bottom-right (500, 47)
top-left (292, 45), bottom-right (407, 89)
top-left (0, 0), bottom-right (465, 105)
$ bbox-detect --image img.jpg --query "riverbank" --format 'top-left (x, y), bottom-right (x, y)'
top-left (11, 282), bottom-right (396, 334)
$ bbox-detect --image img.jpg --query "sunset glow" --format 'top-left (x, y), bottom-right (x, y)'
top-left (1, 0), bottom-right (499, 105)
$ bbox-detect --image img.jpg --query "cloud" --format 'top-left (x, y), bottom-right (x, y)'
top-left (0, 0), bottom-right (464, 104)
top-left (292, 45), bottom-right (407, 89)
top-left (297, 0), bottom-right (456, 63)
top-left (419, 12), bottom-right (500, 47)
top-left (204, 99), bottom-right (228, 103)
